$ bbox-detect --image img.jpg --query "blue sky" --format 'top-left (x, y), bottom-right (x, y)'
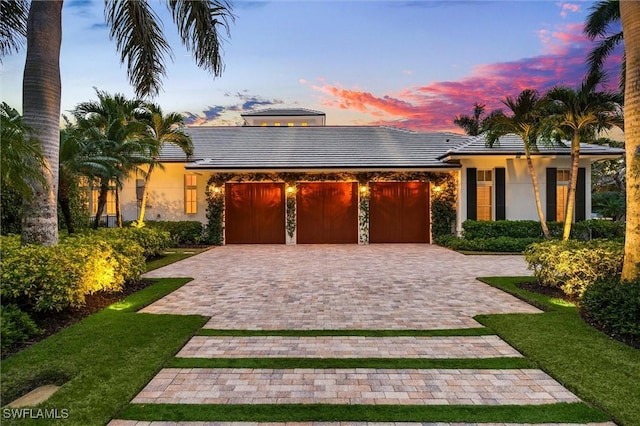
top-left (0, 0), bottom-right (622, 131)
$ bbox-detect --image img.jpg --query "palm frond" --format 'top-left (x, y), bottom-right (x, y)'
top-left (587, 31), bottom-right (624, 77)
top-left (0, 0), bottom-right (28, 60)
top-left (167, 0), bottom-right (234, 77)
top-left (105, 0), bottom-right (172, 98)
top-left (585, 0), bottom-right (620, 39)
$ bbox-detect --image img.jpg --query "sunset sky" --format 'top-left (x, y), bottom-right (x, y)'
top-left (0, 0), bottom-right (623, 132)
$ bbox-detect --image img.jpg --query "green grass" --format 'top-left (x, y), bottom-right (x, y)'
top-left (476, 276), bottom-right (640, 426)
top-left (0, 278), bottom-right (207, 426)
top-left (120, 402), bottom-right (607, 422)
top-left (169, 356), bottom-right (532, 369)
top-left (198, 328), bottom-right (495, 337)
top-left (145, 247), bottom-right (208, 272)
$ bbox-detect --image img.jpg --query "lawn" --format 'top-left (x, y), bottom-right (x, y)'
top-left (476, 276), bottom-right (640, 426)
top-left (0, 278), bottom-right (206, 426)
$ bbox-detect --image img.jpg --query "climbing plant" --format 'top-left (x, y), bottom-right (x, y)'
top-left (204, 179), bottom-right (225, 245)
top-left (286, 186), bottom-right (296, 239)
top-left (431, 174), bottom-right (457, 241)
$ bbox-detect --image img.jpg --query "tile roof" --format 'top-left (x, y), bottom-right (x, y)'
top-left (438, 134), bottom-right (625, 159)
top-left (240, 108), bottom-right (326, 117)
top-left (158, 127), bottom-right (624, 170)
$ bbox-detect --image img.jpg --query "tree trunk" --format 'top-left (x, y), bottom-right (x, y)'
top-left (58, 174), bottom-right (75, 234)
top-left (21, 1), bottom-right (63, 246)
top-left (93, 181), bottom-right (109, 229)
top-left (135, 163), bottom-right (155, 227)
top-left (621, 1), bottom-right (640, 280)
top-left (115, 186), bottom-right (123, 227)
top-left (526, 155), bottom-right (550, 239)
top-left (562, 134), bottom-right (581, 240)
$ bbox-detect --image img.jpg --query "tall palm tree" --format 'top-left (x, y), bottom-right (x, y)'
top-left (73, 91), bottom-right (151, 228)
top-left (544, 72), bottom-right (623, 240)
top-left (453, 103), bottom-right (488, 136)
top-left (483, 90), bottom-right (551, 239)
top-left (620, 1), bottom-right (640, 280)
top-left (3, 0), bottom-right (233, 246)
top-left (135, 103), bottom-right (193, 227)
top-left (0, 0), bottom-right (28, 60)
top-left (585, 0), bottom-right (625, 90)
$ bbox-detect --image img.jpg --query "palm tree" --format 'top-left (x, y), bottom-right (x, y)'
top-left (544, 72), bottom-right (623, 240)
top-left (585, 0), bottom-right (625, 90)
top-left (58, 123), bottom-right (118, 233)
top-left (3, 0), bottom-right (233, 246)
top-left (134, 103), bottom-right (193, 227)
top-left (0, 102), bottom-right (47, 200)
top-left (483, 90), bottom-right (551, 239)
top-left (620, 1), bottom-right (640, 280)
top-left (0, 0), bottom-right (28, 60)
top-left (73, 91), bottom-right (152, 228)
top-left (453, 103), bottom-right (489, 136)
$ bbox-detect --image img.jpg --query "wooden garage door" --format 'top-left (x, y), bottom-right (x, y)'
top-left (370, 182), bottom-right (430, 243)
top-left (225, 183), bottom-right (285, 244)
top-left (297, 182), bottom-right (358, 244)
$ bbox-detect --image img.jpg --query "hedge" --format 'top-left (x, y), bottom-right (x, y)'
top-left (461, 220), bottom-right (624, 241)
top-left (581, 277), bottom-right (640, 347)
top-left (437, 235), bottom-right (540, 252)
top-left (524, 239), bottom-right (624, 297)
top-left (0, 304), bottom-right (41, 354)
top-left (130, 221), bottom-right (204, 246)
top-left (97, 227), bottom-right (171, 259)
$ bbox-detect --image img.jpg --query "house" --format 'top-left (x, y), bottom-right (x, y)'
top-left (109, 109), bottom-right (624, 244)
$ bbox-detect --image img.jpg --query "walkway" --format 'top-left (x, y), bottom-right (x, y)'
top-left (111, 245), bottom-right (613, 426)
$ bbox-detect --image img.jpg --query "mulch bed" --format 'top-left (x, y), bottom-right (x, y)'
top-left (3, 280), bottom-right (155, 359)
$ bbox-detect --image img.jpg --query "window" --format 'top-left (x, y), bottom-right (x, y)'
top-left (185, 175), bottom-right (197, 214)
top-left (477, 170), bottom-right (493, 221)
top-left (91, 186), bottom-right (116, 215)
top-left (274, 122), bottom-right (281, 126)
top-left (287, 122), bottom-right (295, 127)
top-left (301, 122), bottom-right (308, 127)
top-left (260, 122), bottom-right (268, 126)
top-left (556, 169), bottom-right (570, 222)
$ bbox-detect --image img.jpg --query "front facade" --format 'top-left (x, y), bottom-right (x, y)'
top-left (106, 110), bottom-right (623, 244)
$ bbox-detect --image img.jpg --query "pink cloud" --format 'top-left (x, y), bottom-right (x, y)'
top-left (560, 2), bottom-right (581, 18)
top-left (313, 23), bottom-right (623, 132)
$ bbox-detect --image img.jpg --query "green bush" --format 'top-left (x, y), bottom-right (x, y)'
top-left (524, 239), bottom-right (624, 297)
top-left (581, 277), bottom-right (640, 346)
top-left (135, 221), bottom-right (204, 245)
top-left (0, 304), bottom-right (41, 353)
top-left (571, 220), bottom-right (625, 240)
top-left (462, 219), bottom-right (624, 241)
top-left (98, 227), bottom-right (170, 259)
top-left (0, 231), bottom-right (146, 312)
top-left (439, 236), bottom-right (540, 252)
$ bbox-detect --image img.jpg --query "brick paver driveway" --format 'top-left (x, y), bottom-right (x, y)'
top-left (141, 244), bottom-right (540, 329)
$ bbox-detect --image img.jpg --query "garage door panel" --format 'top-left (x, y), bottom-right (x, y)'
top-left (370, 182), bottom-right (430, 243)
top-left (297, 182), bottom-right (358, 244)
top-left (225, 183), bottom-right (285, 244)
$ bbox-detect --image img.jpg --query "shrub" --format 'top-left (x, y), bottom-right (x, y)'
top-left (581, 277), bottom-right (640, 347)
top-left (135, 221), bottom-right (204, 245)
top-left (571, 220), bottom-right (625, 241)
top-left (439, 236), bottom-right (540, 252)
top-left (524, 239), bottom-right (624, 297)
top-left (461, 220), bottom-right (623, 241)
top-left (0, 304), bottom-right (41, 353)
top-left (97, 227), bottom-right (170, 259)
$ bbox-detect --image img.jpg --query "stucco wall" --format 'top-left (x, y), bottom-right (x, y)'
top-left (457, 156), bottom-right (592, 231)
top-left (119, 163), bottom-right (209, 223)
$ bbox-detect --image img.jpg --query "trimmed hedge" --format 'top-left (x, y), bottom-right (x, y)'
top-left (524, 239), bottom-right (624, 297)
top-left (581, 277), bottom-right (640, 347)
top-left (132, 221), bottom-right (204, 246)
top-left (462, 220), bottom-right (624, 241)
top-left (438, 235), bottom-right (540, 252)
top-left (97, 227), bottom-right (171, 259)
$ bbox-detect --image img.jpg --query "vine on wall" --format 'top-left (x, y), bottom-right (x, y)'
top-left (359, 186), bottom-right (370, 244)
top-left (286, 186), bottom-right (296, 239)
top-left (204, 177), bottom-right (225, 245)
top-left (431, 174), bottom-right (457, 241)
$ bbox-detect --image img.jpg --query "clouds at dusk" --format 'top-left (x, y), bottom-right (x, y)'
top-left (183, 92), bottom-right (284, 125)
top-left (314, 22), bottom-right (623, 132)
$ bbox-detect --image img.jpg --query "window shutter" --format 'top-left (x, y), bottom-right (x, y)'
top-left (467, 168), bottom-right (477, 220)
top-left (495, 167), bottom-right (506, 220)
top-left (576, 167), bottom-right (586, 222)
top-left (546, 168), bottom-right (557, 221)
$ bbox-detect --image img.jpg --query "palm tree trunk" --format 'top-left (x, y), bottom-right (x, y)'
top-left (136, 163), bottom-right (155, 227)
top-left (562, 134), bottom-right (581, 240)
top-left (526, 155), bottom-right (550, 239)
top-left (21, 0), bottom-right (63, 246)
top-left (93, 181), bottom-right (109, 229)
top-left (621, 0), bottom-right (640, 280)
top-left (58, 174), bottom-right (75, 234)
top-left (115, 186), bottom-right (123, 227)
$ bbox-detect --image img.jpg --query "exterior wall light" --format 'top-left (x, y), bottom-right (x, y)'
top-left (433, 185), bottom-right (442, 193)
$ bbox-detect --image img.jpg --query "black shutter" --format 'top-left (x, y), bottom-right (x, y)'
top-left (495, 167), bottom-right (506, 220)
top-left (576, 167), bottom-right (586, 222)
top-left (546, 168), bottom-right (557, 222)
top-left (467, 168), bottom-right (477, 220)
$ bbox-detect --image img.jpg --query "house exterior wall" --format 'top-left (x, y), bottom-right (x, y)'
top-left (119, 163), bottom-right (209, 223)
top-left (243, 115), bottom-right (325, 126)
top-left (457, 156), bottom-right (592, 231)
